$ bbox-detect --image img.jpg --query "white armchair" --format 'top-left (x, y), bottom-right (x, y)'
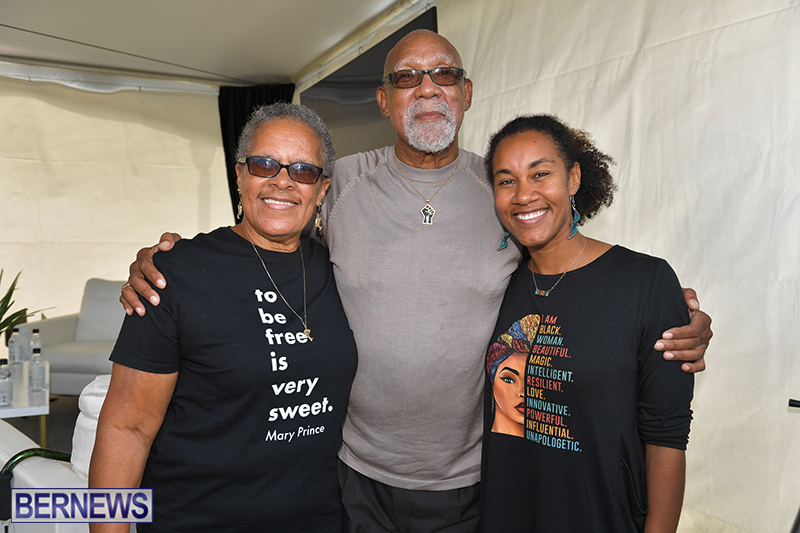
top-left (0, 375), bottom-right (110, 532)
top-left (16, 279), bottom-right (125, 396)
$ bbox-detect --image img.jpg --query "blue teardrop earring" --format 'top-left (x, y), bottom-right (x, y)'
top-left (497, 229), bottom-right (510, 251)
top-left (568, 195), bottom-right (580, 239)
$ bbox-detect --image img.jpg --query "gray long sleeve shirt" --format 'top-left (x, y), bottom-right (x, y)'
top-left (322, 146), bottom-right (521, 490)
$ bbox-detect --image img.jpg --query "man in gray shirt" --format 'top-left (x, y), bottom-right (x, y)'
top-left (122, 29), bottom-right (711, 533)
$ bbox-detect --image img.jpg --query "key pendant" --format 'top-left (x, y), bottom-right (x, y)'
top-left (304, 328), bottom-right (313, 341)
top-left (421, 203), bottom-right (435, 225)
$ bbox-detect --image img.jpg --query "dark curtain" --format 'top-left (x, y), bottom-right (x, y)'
top-left (218, 84), bottom-right (295, 220)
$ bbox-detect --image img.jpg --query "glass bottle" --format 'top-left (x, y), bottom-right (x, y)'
top-left (28, 347), bottom-right (45, 393)
top-left (7, 328), bottom-right (22, 364)
top-left (0, 358), bottom-right (12, 407)
top-left (27, 328), bottom-right (42, 362)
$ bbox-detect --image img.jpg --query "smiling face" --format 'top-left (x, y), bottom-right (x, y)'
top-left (377, 30), bottom-right (472, 160)
top-left (492, 351), bottom-right (527, 437)
top-left (235, 118), bottom-right (330, 252)
top-left (492, 130), bottom-right (581, 252)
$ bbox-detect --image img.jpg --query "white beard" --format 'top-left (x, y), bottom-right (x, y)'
top-left (403, 99), bottom-right (458, 154)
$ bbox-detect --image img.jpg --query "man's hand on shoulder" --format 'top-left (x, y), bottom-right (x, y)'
top-left (120, 232), bottom-right (182, 316)
top-left (654, 287), bottom-right (712, 374)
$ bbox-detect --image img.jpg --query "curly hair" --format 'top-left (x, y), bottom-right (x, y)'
top-left (236, 102), bottom-right (335, 178)
top-left (484, 114), bottom-right (616, 225)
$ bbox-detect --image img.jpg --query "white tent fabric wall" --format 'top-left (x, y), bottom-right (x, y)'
top-left (439, 0), bottom-right (799, 531)
top-left (0, 76), bottom-right (232, 317)
top-left (0, 0), bottom-right (797, 530)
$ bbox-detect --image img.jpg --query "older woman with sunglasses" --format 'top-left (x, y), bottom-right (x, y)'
top-left (89, 103), bottom-right (357, 533)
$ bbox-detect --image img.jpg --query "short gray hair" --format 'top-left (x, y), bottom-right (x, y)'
top-left (235, 102), bottom-right (335, 177)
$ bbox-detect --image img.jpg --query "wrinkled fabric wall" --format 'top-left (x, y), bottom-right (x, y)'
top-left (0, 76), bottom-right (232, 317)
top-left (0, 1), bottom-right (797, 529)
top-left (438, 0), bottom-right (799, 531)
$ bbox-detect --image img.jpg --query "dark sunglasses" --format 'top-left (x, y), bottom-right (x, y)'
top-left (237, 156), bottom-right (324, 184)
top-left (381, 67), bottom-right (467, 88)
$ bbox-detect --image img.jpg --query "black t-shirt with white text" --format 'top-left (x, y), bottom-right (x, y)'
top-left (111, 228), bottom-right (358, 532)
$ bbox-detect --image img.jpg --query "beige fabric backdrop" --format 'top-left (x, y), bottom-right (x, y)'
top-left (437, 0), bottom-right (799, 531)
top-left (0, 76), bottom-right (232, 317)
top-left (1, 0), bottom-right (797, 530)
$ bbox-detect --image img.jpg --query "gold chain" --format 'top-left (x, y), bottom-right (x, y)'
top-left (394, 152), bottom-right (461, 205)
top-left (250, 241), bottom-right (312, 341)
top-left (531, 235), bottom-right (587, 297)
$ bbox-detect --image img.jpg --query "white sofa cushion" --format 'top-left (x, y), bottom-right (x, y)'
top-left (71, 374), bottom-right (111, 480)
top-left (74, 279), bottom-right (126, 342)
top-left (43, 342), bottom-right (115, 374)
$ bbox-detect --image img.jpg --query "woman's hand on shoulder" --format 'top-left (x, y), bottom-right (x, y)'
top-left (120, 232), bottom-right (182, 316)
top-left (654, 287), bottom-right (712, 374)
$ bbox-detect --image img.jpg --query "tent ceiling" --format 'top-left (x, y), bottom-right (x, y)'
top-left (0, 0), bottom-right (401, 85)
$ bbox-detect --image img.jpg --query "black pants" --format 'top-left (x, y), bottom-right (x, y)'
top-left (338, 460), bottom-right (480, 533)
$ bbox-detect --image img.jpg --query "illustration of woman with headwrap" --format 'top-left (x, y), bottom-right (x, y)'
top-left (485, 314), bottom-right (540, 437)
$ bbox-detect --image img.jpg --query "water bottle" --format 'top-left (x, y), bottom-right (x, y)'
top-left (27, 328), bottom-right (42, 362)
top-left (28, 347), bottom-right (45, 393)
top-left (7, 328), bottom-right (22, 364)
top-left (0, 359), bottom-right (12, 407)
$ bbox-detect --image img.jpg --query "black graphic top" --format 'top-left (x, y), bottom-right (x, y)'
top-left (111, 228), bottom-right (357, 532)
top-left (480, 246), bottom-right (693, 532)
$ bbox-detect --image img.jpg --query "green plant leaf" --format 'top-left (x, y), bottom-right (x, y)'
top-left (0, 270), bottom-right (22, 319)
top-left (0, 270), bottom-right (34, 336)
top-left (0, 308), bottom-right (28, 333)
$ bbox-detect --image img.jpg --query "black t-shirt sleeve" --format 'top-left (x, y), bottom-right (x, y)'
top-left (636, 259), bottom-right (694, 450)
top-left (110, 253), bottom-right (181, 374)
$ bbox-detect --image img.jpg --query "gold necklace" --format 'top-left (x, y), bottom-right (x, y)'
top-left (531, 236), bottom-right (587, 297)
top-left (394, 152), bottom-right (461, 225)
top-left (250, 241), bottom-right (312, 341)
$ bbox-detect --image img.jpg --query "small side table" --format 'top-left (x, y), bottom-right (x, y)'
top-left (0, 361), bottom-right (50, 446)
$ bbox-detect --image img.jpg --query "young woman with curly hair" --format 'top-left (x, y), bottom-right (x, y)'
top-left (481, 115), bottom-right (693, 533)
